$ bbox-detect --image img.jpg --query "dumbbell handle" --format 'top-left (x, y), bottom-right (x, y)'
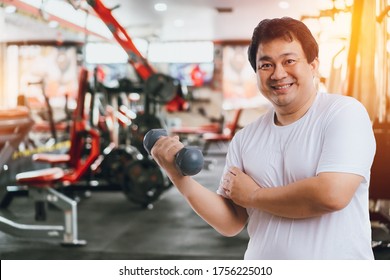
top-left (143, 129), bottom-right (204, 176)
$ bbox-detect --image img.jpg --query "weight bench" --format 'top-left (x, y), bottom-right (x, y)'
top-left (0, 107), bottom-right (86, 246)
top-left (201, 108), bottom-right (243, 155)
top-left (170, 123), bottom-right (222, 136)
top-left (15, 167), bottom-right (86, 246)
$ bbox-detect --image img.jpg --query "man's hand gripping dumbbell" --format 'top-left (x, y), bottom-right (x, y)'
top-left (143, 129), bottom-right (204, 177)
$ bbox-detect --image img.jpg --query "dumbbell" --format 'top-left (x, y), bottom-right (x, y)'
top-left (143, 129), bottom-right (204, 176)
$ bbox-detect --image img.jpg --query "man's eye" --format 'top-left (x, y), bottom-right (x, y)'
top-left (259, 63), bottom-right (272, 70)
top-left (285, 59), bottom-right (296, 65)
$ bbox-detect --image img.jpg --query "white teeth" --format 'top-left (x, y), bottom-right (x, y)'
top-left (274, 84), bottom-right (291, 89)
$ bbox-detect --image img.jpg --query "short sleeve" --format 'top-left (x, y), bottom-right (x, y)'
top-left (316, 99), bottom-right (376, 183)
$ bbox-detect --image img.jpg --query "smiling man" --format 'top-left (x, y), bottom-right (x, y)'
top-left (151, 17), bottom-right (376, 259)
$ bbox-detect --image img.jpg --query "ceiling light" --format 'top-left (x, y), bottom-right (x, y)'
top-left (4, 5), bottom-right (17, 14)
top-left (154, 3), bottom-right (167, 12)
top-left (278, 1), bottom-right (290, 9)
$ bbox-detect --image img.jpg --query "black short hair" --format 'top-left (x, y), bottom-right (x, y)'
top-left (247, 17), bottom-right (319, 72)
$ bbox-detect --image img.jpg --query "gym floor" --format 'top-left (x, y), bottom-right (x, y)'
top-left (0, 153), bottom-right (249, 260)
top-left (0, 152), bottom-right (389, 260)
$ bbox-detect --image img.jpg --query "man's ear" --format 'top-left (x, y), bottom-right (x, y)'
top-left (310, 57), bottom-right (320, 74)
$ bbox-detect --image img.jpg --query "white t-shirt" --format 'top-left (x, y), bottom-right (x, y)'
top-left (217, 92), bottom-right (376, 259)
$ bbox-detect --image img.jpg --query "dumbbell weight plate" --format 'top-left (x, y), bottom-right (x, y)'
top-left (144, 73), bottom-right (177, 104)
top-left (122, 158), bottom-right (171, 207)
top-left (98, 146), bottom-right (142, 187)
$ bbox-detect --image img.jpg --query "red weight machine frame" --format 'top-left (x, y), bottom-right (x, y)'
top-left (86, 0), bottom-right (187, 112)
top-left (32, 67), bottom-right (100, 183)
top-left (86, 0), bottom-right (154, 81)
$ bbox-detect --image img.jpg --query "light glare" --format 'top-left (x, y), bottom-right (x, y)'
top-left (154, 3), bottom-right (167, 12)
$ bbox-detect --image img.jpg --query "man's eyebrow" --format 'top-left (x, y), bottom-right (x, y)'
top-left (258, 52), bottom-right (299, 62)
top-left (258, 55), bottom-right (272, 62)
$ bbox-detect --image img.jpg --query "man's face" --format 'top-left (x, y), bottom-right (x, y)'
top-left (255, 38), bottom-right (318, 115)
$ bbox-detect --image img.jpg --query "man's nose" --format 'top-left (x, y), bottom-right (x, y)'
top-left (270, 64), bottom-right (288, 80)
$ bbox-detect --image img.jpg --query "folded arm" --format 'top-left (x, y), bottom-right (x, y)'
top-left (224, 167), bottom-right (363, 219)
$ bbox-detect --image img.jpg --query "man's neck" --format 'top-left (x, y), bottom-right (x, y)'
top-left (274, 92), bottom-right (317, 126)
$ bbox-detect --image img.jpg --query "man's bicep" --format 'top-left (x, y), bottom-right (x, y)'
top-left (317, 172), bottom-right (363, 209)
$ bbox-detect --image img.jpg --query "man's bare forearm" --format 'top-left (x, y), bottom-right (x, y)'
top-left (172, 176), bottom-right (248, 236)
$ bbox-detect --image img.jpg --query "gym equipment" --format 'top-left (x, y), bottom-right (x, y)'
top-left (94, 140), bottom-right (169, 208)
top-left (201, 108), bottom-right (243, 155)
top-left (0, 107), bottom-right (33, 169)
top-left (7, 1), bottom-right (175, 212)
top-left (87, 72), bottom-right (172, 208)
top-left (144, 73), bottom-right (177, 104)
top-left (32, 67), bottom-right (101, 184)
top-left (170, 107), bottom-right (224, 138)
top-left (0, 107), bottom-right (85, 246)
top-left (27, 80), bottom-right (58, 143)
top-left (87, 0), bottom-right (178, 101)
top-left (123, 158), bottom-right (170, 208)
top-left (144, 129), bottom-right (204, 176)
top-left (14, 168), bottom-right (86, 246)
top-left (0, 69), bottom-right (95, 245)
top-left (86, 0), bottom-right (189, 161)
top-left (130, 113), bottom-right (164, 156)
top-left (22, 79), bottom-right (71, 146)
